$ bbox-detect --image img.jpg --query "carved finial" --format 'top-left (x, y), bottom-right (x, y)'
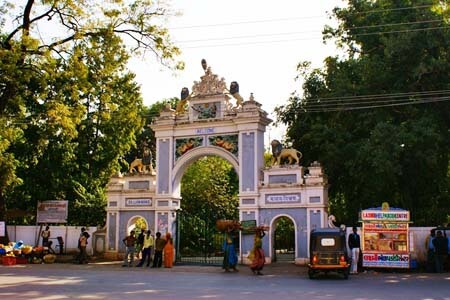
top-left (201, 59), bottom-right (207, 72)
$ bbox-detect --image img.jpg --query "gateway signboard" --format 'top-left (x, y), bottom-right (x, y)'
top-left (37, 200), bottom-right (69, 224)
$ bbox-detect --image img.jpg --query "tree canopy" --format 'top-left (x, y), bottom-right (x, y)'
top-left (275, 0), bottom-right (450, 226)
top-left (0, 0), bottom-right (181, 231)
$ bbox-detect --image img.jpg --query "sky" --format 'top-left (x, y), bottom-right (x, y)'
top-left (128, 0), bottom-right (344, 144)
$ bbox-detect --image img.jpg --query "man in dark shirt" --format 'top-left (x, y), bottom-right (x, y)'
top-left (348, 226), bottom-right (360, 274)
top-left (152, 232), bottom-right (166, 268)
top-left (122, 230), bottom-right (137, 267)
top-left (432, 230), bottom-right (448, 273)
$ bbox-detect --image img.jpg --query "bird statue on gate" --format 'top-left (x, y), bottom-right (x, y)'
top-left (201, 58), bottom-right (208, 73)
top-left (176, 87), bottom-right (190, 115)
top-left (229, 81), bottom-right (244, 108)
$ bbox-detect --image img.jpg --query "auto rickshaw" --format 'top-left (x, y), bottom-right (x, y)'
top-left (308, 227), bottom-right (350, 279)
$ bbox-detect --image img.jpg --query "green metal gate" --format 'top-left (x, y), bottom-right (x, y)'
top-left (175, 211), bottom-right (239, 265)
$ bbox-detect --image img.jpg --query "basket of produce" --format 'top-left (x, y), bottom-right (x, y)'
top-left (33, 246), bottom-right (44, 254)
top-left (216, 219), bottom-right (241, 232)
top-left (43, 254), bottom-right (56, 264)
top-left (32, 257), bottom-right (43, 264)
top-left (21, 245), bottom-right (33, 255)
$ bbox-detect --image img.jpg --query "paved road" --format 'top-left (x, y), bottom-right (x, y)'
top-left (1, 262), bottom-right (449, 300)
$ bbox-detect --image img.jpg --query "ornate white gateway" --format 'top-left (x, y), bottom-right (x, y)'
top-left (105, 60), bottom-right (329, 264)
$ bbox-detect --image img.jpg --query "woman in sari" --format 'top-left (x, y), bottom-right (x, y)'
top-left (163, 232), bottom-right (174, 268)
top-left (249, 227), bottom-right (265, 275)
top-left (222, 226), bottom-right (238, 272)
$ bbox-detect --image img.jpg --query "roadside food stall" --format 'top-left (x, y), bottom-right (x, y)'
top-left (360, 202), bottom-right (411, 269)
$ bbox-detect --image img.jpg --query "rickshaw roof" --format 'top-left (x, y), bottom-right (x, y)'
top-left (310, 228), bottom-right (346, 236)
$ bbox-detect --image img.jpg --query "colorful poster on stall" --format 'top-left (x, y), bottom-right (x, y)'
top-left (363, 222), bottom-right (408, 231)
top-left (363, 253), bottom-right (410, 268)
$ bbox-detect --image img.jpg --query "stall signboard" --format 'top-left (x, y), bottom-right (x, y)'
top-left (361, 210), bottom-right (409, 222)
top-left (37, 200), bottom-right (69, 224)
top-left (362, 253), bottom-right (410, 268)
top-left (361, 204), bottom-right (410, 269)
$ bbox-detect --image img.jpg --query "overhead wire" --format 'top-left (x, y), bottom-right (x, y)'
top-left (3, 90), bottom-right (450, 124)
top-left (169, 3), bottom-right (447, 48)
top-left (169, 4), bottom-right (435, 30)
top-left (299, 96), bottom-right (450, 112)
top-left (296, 90), bottom-right (450, 112)
top-left (175, 19), bottom-right (445, 44)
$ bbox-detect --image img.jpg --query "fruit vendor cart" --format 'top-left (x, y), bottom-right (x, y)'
top-left (360, 203), bottom-right (411, 269)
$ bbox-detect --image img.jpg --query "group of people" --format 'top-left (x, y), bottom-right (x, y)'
top-left (426, 229), bottom-right (449, 273)
top-left (41, 226), bottom-right (90, 264)
top-left (222, 226), bottom-right (266, 275)
top-left (122, 230), bottom-right (174, 268)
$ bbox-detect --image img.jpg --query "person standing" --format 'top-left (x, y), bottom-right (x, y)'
top-left (222, 226), bottom-right (238, 272)
top-left (136, 230), bottom-right (145, 259)
top-left (425, 229), bottom-right (436, 272)
top-left (348, 226), bottom-right (361, 274)
top-left (152, 232), bottom-right (166, 268)
top-left (136, 230), bottom-right (154, 267)
top-left (78, 232), bottom-right (88, 264)
top-left (249, 227), bottom-right (265, 275)
top-left (77, 228), bottom-right (90, 260)
top-left (41, 226), bottom-right (51, 247)
top-left (432, 230), bottom-right (448, 273)
top-left (163, 232), bottom-right (174, 268)
top-left (122, 230), bottom-right (137, 267)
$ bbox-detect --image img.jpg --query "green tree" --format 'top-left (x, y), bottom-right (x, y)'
top-left (0, 0), bottom-right (181, 236)
top-left (179, 156), bottom-right (239, 253)
top-left (275, 0), bottom-right (450, 226)
top-left (181, 156), bottom-right (239, 221)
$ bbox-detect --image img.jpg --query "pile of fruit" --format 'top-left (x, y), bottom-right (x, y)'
top-left (0, 242), bottom-right (55, 264)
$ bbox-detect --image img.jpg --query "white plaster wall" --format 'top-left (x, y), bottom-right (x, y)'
top-left (5, 226), bottom-right (98, 255)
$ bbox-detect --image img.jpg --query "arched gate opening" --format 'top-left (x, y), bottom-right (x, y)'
top-left (175, 155), bottom-right (239, 265)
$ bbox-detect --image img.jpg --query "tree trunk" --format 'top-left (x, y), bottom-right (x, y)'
top-left (0, 191), bottom-right (10, 244)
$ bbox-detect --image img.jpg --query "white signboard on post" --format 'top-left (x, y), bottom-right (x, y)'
top-left (37, 200), bottom-right (69, 224)
top-left (0, 221), bottom-right (5, 237)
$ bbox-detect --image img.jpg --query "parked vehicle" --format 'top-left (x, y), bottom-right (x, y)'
top-left (308, 227), bottom-right (350, 279)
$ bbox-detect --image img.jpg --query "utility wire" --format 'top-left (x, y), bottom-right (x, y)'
top-left (170, 4), bottom-right (435, 30)
top-left (181, 25), bottom-right (450, 48)
top-left (4, 92), bottom-right (449, 124)
top-left (296, 90), bottom-right (450, 104)
top-left (301, 95), bottom-right (450, 109)
top-left (300, 96), bottom-right (450, 112)
top-left (176, 19), bottom-right (444, 44)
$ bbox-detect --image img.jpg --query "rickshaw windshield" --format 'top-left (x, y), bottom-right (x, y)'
top-left (314, 236), bottom-right (344, 251)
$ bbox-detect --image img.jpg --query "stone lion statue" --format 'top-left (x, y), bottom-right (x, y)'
top-left (129, 158), bottom-right (155, 174)
top-left (270, 139), bottom-right (302, 166)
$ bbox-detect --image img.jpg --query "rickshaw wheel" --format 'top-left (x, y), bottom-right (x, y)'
top-left (343, 268), bottom-right (350, 279)
top-left (308, 269), bottom-right (315, 279)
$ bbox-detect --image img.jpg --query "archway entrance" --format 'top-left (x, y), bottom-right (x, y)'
top-left (272, 216), bottom-right (295, 262)
top-left (103, 61), bottom-right (329, 264)
top-left (176, 156), bottom-right (239, 265)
